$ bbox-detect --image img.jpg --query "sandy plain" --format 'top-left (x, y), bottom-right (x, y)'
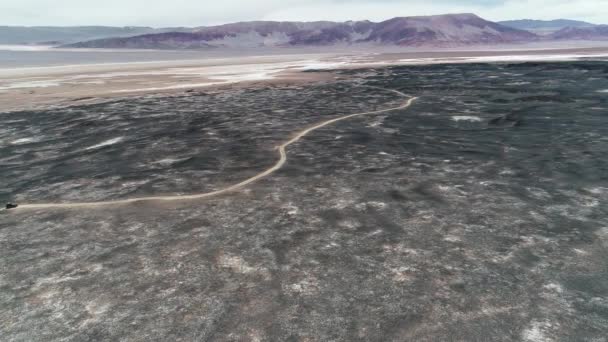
top-left (1, 45), bottom-right (608, 112)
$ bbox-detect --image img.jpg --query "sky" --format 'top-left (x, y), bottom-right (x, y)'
top-left (1, 0), bottom-right (607, 27)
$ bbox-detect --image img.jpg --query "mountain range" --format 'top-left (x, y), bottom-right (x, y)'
top-left (498, 19), bottom-right (597, 35)
top-left (549, 25), bottom-right (608, 41)
top-left (64, 14), bottom-right (539, 49)
top-left (2, 14), bottom-right (606, 49)
top-left (0, 26), bottom-right (192, 45)
top-left (498, 19), bottom-right (608, 41)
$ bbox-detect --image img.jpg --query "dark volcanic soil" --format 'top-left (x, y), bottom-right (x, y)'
top-left (1, 61), bottom-right (608, 341)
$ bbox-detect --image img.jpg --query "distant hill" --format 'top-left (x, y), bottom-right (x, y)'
top-left (366, 14), bottom-right (536, 46)
top-left (0, 26), bottom-right (190, 45)
top-left (66, 14), bottom-right (538, 49)
top-left (498, 19), bottom-right (596, 35)
top-left (549, 25), bottom-right (608, 40)
top-left (67, 21), bottom-right (376, 49)
top-left (12, 15), bottom-right (605, 50)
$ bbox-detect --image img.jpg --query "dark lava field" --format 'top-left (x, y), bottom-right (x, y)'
top-left (1, 61), bottom-right (608, 341)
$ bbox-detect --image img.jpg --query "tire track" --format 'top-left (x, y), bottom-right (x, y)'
top-left (6, 87), bottom-right (417, 211)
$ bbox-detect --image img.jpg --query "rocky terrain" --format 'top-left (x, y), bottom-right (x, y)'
top-left (1, 60), bottom-right (608, 341)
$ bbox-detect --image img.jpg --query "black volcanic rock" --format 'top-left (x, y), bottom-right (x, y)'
top-left (489, 113), bottom-right (523, 127)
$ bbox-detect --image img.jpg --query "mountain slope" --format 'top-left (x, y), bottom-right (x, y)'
top-left (68, 20), bottom-right (376, 48)
top-left (0, 26), bottom-right (190, 45)
top-left (367, 13), bottom-right (537, 46)
top-left (549, 25), bottom-right (608, 40)
top-left (66, 14), bottom-right (537, 49)
top-left (499, 19), bottom-right (596, 34)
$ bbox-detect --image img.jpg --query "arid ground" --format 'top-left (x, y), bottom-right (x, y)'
top-left (2, 45), bottom-right (608, 112)
top-left (1, 52), bottom-right (608, 341)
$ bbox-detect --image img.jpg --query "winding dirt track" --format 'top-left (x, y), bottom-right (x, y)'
top-left (10, 88), bottom-right (417, 211)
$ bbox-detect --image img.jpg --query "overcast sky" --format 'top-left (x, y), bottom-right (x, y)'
top-left (1, 0), bottom-right (607, 27)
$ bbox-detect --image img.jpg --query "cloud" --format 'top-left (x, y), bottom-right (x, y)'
top-left (0, 0), bottom-right (606, 26)
top-left (263, 0), bottom-right (608, 24)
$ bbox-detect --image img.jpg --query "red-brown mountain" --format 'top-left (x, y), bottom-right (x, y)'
top-left (66, 14), bottom-right (539, 49)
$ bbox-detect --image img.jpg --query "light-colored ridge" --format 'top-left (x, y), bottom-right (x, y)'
top-left (10, 87), bottom-right (417, 210)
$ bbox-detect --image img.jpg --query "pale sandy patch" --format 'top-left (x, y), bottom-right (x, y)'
top-left (452, 115), bottom-right (482, 122)
top-left (85, 137), bottom-right (124, 150)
